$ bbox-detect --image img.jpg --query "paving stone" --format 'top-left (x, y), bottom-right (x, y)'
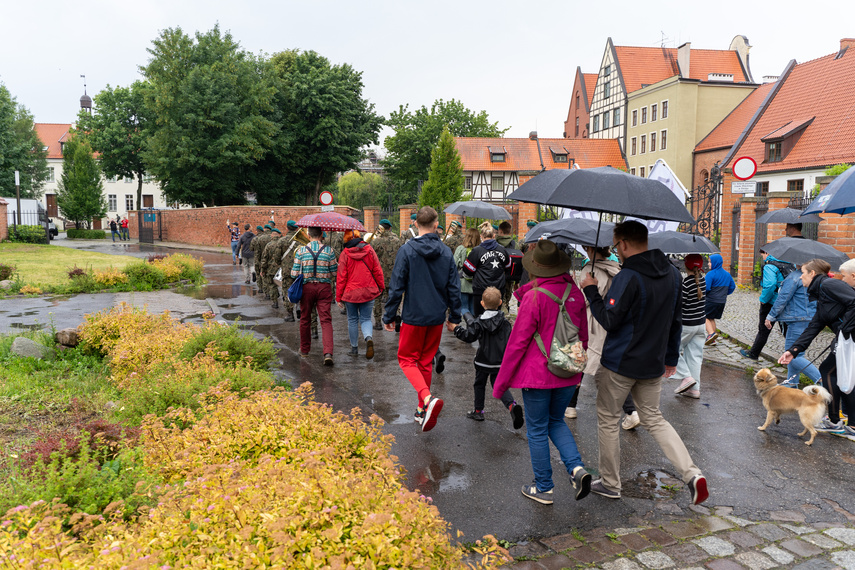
top-left (801, 533), bottom-right (843, 549)
top-left (602, 558), bottom-right (644, 570)
top-left (761, 545), bottom-right (795, 565)
top-left (825, 528), bottom-right (855, 546)
top-left (635, 551), bottom-right (675, 569)
top-left (568, 546), bottom-right (606, 565)
top-left (725, 531), bottom-right (763, 549)
top-left (614, 527), bottom-right (647, 536)
top-left (723, 515), bottom-right (756, 527)
top-left (620, 533), bottom-right (653, 551)
top-left (504, 561), bottom-right (542, 570)
top-left (656, 502), bottom-right (684, 515)
top-left (696, 517), bottom-right (735, 533)
top-left (662, 543), bottom-right (707, 565)
top-left (733, 552), bottom-right (777, 570)
top-left (790, 559), bottom-right (840, 570)
top-left (780, 538), bottom-right (825, 558)
top-left (769, 509), bottom-right (806, 522)
top-left (690, 505), bottom-right (712, 516)
top-left (590, 538), bottom-right (628, 557)
top-left (581, 527), bottom-right (610, 541)
top-left (694, 536), bottom-right (737, 556)
top-left (830, 550), bottom-right (855, 570)
top-left (748, 523), bottom-right (792, 542)
top-left (540, 533), bottom-right (582, 552)
top-left (509, 541), bottom-right (551, 559)
top-left (714, 506), bottom-right (734, 516)
top-left (536, 553), bottom-right (575, 570)
top-left (780, 524), bottom-right (813, 535)
top-left (661, 521), bottom-right (706, 539)
top-left (641, 528), bottom-right (678, 547)
top-left (705, 560), bottom-right (747, 570)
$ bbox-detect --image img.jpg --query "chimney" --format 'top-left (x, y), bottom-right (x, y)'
top-left (839, 38), bottom-right (855, 59)
top-left (529, 131), bottom-right (538, 140)
top-left (677, 42), bottom-right (691, 78)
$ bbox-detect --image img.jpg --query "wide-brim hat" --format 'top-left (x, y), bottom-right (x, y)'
top-left (523, 240), bottom-right (572, 278)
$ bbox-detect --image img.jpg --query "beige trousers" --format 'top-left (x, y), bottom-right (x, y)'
top-left (595, 369), bottom-right (702, 493)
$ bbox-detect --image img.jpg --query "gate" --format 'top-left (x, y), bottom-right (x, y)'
top-left (681, 164), bottom-right (722, 242)
top-left (753, 198), bottom-right (769, 288)
top-left (730, 203), bottom-right (741, 278)
top-left (788, 195), bottom-right (819, 240)
top-left (139, 210), bottom-right (157, 244)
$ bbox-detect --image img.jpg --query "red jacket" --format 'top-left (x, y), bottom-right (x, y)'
top-left (336, 241), bottom-right (384, 304)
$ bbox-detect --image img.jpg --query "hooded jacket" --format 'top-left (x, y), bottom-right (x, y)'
top-left (496, 235), bottom-right (516, 250)
top-left (704, 253), bottom-right (736, 304)
top-left (237, 230), bottom-right (255, 258)
top-left (336, 240), bottom-right (384, 304)
top-left (454, 310), bottom-right (512, 368)
top-left (767, 269), bottom-right (816, 325)
top-left (462, 239), bottom-right (511, 294)
top-left (383, 232), bottom-right (462, 326)
top-left (581, 258), bottom-right (621, 375)
top-left (790, 273), bottom-right (855, 356)
top-left (584, 248), bottom-right (682, 379)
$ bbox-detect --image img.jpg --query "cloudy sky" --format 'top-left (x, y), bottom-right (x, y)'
top-left (1, 0), bottom-right (851, 148)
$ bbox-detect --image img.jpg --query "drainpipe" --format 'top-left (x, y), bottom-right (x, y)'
top-left (530, 131), bottom-right (545, 171)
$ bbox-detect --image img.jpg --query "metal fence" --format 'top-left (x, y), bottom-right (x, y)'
top-left (752, 198), bottom-right (769, 287)
top-left (6, 209), bottom-right (50, 244)
top-left (788, 195), bottom-right (819, 240)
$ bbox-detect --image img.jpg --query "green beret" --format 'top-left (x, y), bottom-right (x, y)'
top-left (271, 228), bottom-right (281, 234)
top-left (379, 218), bottom-right (392, 227)
top-left (287, 220), bottom-right (298, 229)
top-left (263, 224), bottom-right (272, 230)
top-left (322, 231), bottom-right (327, 238)
top-left (437, 224), bottom-right (444, 230)
top-left (410, 213), bottom-right (417, 220)
top-left (491, 224), bottom-right (498, 230)
top-left (256, 225), bottom-right (264, 231)
top-left (268, 220), bottom-right (276, 227)
top-left (526, 220), bottom-right (538, 227)
top-left (450, 220), bottom-right (462, 228)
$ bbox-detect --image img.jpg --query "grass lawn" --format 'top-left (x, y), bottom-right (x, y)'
top-left (0, 243), bottom-right (139, 288)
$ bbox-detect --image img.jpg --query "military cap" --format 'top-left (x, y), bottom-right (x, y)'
top-left (268, 220), bottom-right (276, 227)
top-left (379, 218), bottom-right (392, 228)
top-left (492, 224), bottom-right (499, 230)
top-left (256, 225), bottom-right (264, 231)
top-left (437, 224), bottom-right (444, 230)
top-left (287, 220), bottom-right (298, 230)
top-left (450, 220), bottom-right (462, 228)
top-left (527, 220), bottom-right (538, 227)
top-left (410, 213), bottom-right (417, 220)
top-left (271, 228), bottom-right (281, 234)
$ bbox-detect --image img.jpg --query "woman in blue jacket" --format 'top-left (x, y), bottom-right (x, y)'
top-left (704, 253), bottom-right (736, 345)
top-left (766, 266), bottom-right (821, 386)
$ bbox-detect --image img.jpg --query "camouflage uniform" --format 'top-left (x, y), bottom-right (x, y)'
top-left (266, 230), bottom-right (294, 309)
top-left (444, 229), bottom-right (463, 254)
top-left (275, 229), bottom-right (298, 316)
top-left (401, 224), bottom-right (417, 244)
top-left (260, 234), bottom-right (282, 302)
top-left (251, 229), bottom-right (273, 291)
top-left (372, 231), bottom-right (401, 327)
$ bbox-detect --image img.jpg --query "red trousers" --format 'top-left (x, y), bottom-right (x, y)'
top-left (398, 323), bottom-right (443, 407)
top-left (300, 282), bottom-right (334, 355)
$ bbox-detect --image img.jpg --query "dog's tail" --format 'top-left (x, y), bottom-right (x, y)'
top-left (803, 385), bottom-right (833, 404)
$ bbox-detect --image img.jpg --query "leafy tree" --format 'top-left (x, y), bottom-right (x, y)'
top-left (76, 81), bottom-right (152, 210)
top-left (336, 171), bottom-right (388, 211)
top-left (383, 99), bottom-right (507, 204)
top-left (0, 84), bottom-right (49, 199)
top-left (418, 127), bottom-right (464, 212)
top-left (141, 26), bottom-right (278, 207)
top-left (55, 135), bottom-right (107, 229)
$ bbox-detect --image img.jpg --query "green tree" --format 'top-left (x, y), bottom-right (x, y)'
top-left (382, 99), bottom-right (507, 204)
top-left (418, 127), bottom-right (464, 212)
top-left (141, 26), bottom-right (278, 207)
top-left (336, 171), bottom-right (388, 211)
top-left (76, 81), bottom-right (152, 211)
top-left (0, 84), bottom-right (49, 199)
top-left (55, 135), bottom-right (107, 229)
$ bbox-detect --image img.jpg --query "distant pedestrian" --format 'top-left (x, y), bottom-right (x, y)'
top-left (109, 219), bottom-right (121, 242)
top-left (454, 228), bottom-right (481, 315)
top-left (448, 286), bottom-right (522, 428)
top-left (383, 206), bottom-right (462, 433)
top-left (443, 220), bottom-right (463, 253)
top-left (704, 253), bottom-right (736, 345)
top-left (251, 225), bottom-right (274, 294)
top-left (120, 217), bottom-right (130, 241)
top-left (740, 249), bottom-right (791, 360)
top-left (672, 254), bottom-right (707, 399)
top-left (228, 221), bottom-right (241, 264)
top-left (237, 224), bottom-right (255, 284)
top-left (371, 219), bottom-right (401, 330)
top-left (766, 264), bottom-right (820, 387)
top-left (336, 229), bottom-right (384, 359)
top-left (494, 240), bottom-right (592, 504)
top-left (462, 225), bottom-right (511, 317)
top-left (291, 226), bottom-right (338, 366)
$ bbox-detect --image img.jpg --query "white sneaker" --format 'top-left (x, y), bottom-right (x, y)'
top-left (565, 407), bottom-right (578, 419)
top-left (621, 411), bottom-right (640, 430)
top-left (674, 377), bottom-right (698, 394)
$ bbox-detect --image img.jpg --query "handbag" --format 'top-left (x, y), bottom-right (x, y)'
top-left (287, 275), bottom-right (304, 303)
top-left (836, 331), bottom-right (855, 394)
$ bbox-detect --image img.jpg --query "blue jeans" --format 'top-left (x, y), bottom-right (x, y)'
top-left (784, 321), bottom-right (821, 384)
top-left (346, 300), bottom-right (374, 347)
top-left (231, 241), bottom-right (239, 261)
top-left (460, 292), bottom-right (474, 315)
top-left (111, 229), bottom-right (120, 242)
top-left (521, 386), bottom-right (583, 492)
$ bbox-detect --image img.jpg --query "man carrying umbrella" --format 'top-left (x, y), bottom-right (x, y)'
top-left (291, 226), bottom-right (338, 366)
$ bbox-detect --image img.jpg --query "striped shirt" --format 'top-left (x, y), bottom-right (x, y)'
top-left (291, 241), bottom-right (338, 284)
top-left (682, 273), bottom-right (706, 326)
top-left (229, 226), bottom-right (241, 242)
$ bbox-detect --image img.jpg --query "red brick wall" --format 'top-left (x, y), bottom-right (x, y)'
top-left (363, 207), bottom-right (380, 234)
top-left (692, 149), bottom-right (727, 191)
top-left (0, 200), bottom-right (7, 242)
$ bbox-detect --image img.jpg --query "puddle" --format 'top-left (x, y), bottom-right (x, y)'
top-left (411, 461), bottom-right (472, 494)
top-left (10, 323), bottom-right (45, 331)
top-left (177, 284), bottom-right (250, 300)
top-left (621, 469), bottom-right (682, 499)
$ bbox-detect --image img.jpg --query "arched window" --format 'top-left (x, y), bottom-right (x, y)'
top-left (575, 117), bottom-right (579, 137)
top-left (701, 169), bottom-right (710, 184)
top-left (576, 92), bottom-right (580, 108)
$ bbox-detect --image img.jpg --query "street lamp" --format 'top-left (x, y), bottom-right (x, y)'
top-left (14, 170), bottom-right (21, 225)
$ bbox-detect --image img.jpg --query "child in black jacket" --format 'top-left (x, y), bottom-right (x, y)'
top-left (449, 286), bottom-right (523, 428)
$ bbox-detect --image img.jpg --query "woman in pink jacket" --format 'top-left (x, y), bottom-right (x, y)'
top-left (493, 240), bottom-right (591, 505)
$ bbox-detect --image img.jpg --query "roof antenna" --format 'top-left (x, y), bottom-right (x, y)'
top-left (660, 31), bottom-right (669, 48)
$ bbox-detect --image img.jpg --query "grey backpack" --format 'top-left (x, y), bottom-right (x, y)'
top-left (532, 284), bottom-right (588, 378)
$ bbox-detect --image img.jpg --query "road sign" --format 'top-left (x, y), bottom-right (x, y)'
top-left (321, 205), bottom-right (334, 212)
top-left (732, 156), bottom-right (757, 180)
top-left (319, 191), bottom-right (334, 206)
top-left (732, 181), bottom-right (757, 195)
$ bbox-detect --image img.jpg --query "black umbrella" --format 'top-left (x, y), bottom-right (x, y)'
top-left (760, 237), bottom-right (849, 269)
top-left (444, 200), bottom-right (511, 220)
top-left (524, 218), bottom-right (615, 247)
top-left (647, 230), bottom-right (720, 255)
top-left (802, 166), bottom-right (855, 215)
top-left (755, 208), bottom-right (822, 224)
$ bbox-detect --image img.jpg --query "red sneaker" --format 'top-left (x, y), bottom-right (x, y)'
top-left (689, 475), bottom-right (709, 505)
top-left (421, 396), bottom-right (444, 432)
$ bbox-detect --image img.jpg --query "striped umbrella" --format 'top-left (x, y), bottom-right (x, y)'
top-left (296, 212), bottom-right (365, 232)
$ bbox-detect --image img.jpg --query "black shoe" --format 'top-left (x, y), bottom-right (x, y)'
top-left (739, 349), bottom-right (759, 360)
top-left (264, 293), bottom-right (270, 300)
top-left (312, 332), bottom-right (319, 340)
top-left (571, 466), bottom-right (592, 501)
top-left (466, 410), bottom-right (485, 421)
top-left (283, 315), bottom-right (295, 322)
top-left (365, 337), bottom-right (374, 360)
top-left (244, 280), bottom-right (250, 284)
top-left (324, 354), bottom-right (334, 366)
top-left (272, 300), bottom-right (279, 309)
top-left (435, 351), bottom-right (446, 374)
top-left (340, 306), bottom-right (347, 314)
top-left (510, 403), bottom-right (524, 429)
top-left (252, 273), bottom-right (257, 283)
top-left (296, 309), bottom-right (301, 319)
top-left (688, 475), bottom-right (709, 505)
top-left (350, 346), bottom-right (358, 356)
top-left (239, 258), bottom-right (242, 265)
top-left (373, 321), bottom-right (383, 331)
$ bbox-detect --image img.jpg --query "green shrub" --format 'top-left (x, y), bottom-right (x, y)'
top-left (122, 262), bottom-right (166, 290)
top-left (8, 225), bottom-right (47, 244)
top-left (0, 262), bottom-right (15, 281)
top-left (179, 322), bottom-right (277, 370)
top-left (163, 253), bottom-right (205, 282)
top-left (66, 229), bottom-right (107, 239)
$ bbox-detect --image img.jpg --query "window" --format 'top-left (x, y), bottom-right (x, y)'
top-left (602, 111), bottom-right (610, 129)
top-left (641, 135), bottom-right (647, 154)
top-left (143, 195), bottom-right (153, 208)
top-left (553, 154), bottom-right (568, 163)
top-left (630, 167), bottom-right (636, 175)
top-left (632, 109), bottom-right (638, 127)
top-left (603, 64), bottom-right (611, 76)
top-left (464, 176), bottom-right (472, 190)
top-left (613, 108), bottom-right (620, 126)
top-left (576, 93), bottom-right (580, 108)
top-left (593, 115), bottom-right (599, 132)
top-left (767, 141), bottom-right (782, 162)
top-left (575, 117), bottom-right (579, 137)
top-left (631, 137), bottom-right (637, 156)
top-left (650, 132), bottom-right (656, 152)
top-left (124, 176), bottom-right (133, 184)
top-left (108, 195), bottom-right (117, 212)
top-left (641, 107), bottom-right (648, 124)
top-left (47, 167), bottom-right (55, 182)
top-left (661, 100), bottom-right (669, 118)
top-left (787, 179), bottom-right (804, 193)
top-left (491, 175), bottom-right (504, 193)
top-left (490, 153), bottom-right (505, 162)
top-left (603, 81), bottom-right (611, 98)
top-left (143, 174), bottom-right (154, 183)
top-left (107, 175), bottom-right (117, 183)
top-left (125, 195), bottom-right (134, 211)
top-left (756, 181), bottom-right (769, 196)
top-left (660, 130), bottom-right (667, 150)
top-left (640, 166), bottom-right (646, 177)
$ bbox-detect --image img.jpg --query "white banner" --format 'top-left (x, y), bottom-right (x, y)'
top-left (627, 159), bottom-right (689, 235)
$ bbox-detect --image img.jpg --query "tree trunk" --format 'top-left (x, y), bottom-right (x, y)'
top-left (136, 173), bottom-right (144, 211)
top-left (312, 170), bottom-right (324, 206)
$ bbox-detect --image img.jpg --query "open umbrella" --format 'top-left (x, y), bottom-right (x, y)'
top-left (524, 217), bottom-right (615, 247)
top-left (755, 208), bottom-right (822, 224)
top-left (647, 230), bottom-right (720, 255)
top-left (802, 167), bottom-right (855, 215)
top-left (444, 200), bottom-right (512, 220)
top-left (296, 212), bottom-right (365, 232)
top-left (760, 237), bottom-right (849, 268)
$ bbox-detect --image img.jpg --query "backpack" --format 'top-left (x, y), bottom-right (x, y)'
top-left (287, 246), bottom-right (323, 303)
top-left (766, 259), bottom-right (795, 292)
top-left (506, 248), bottom-right (524, 282)
top-left (531, 284), bottom-right (587, 377)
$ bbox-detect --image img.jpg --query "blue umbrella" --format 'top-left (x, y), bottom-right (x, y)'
top-left (802, 167), bottom-right (855, 215)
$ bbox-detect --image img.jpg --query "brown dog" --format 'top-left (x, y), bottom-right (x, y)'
top-left (754, 368), bottom-right (832, 445)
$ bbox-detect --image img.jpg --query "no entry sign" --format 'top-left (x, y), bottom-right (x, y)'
top-left (732, 156), bottom-right (757, 181)
top-left (319, 191), bottom-right (334, 206)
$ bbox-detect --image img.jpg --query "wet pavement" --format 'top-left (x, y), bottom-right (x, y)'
top-left (2, 240), bottom-right (855, 568)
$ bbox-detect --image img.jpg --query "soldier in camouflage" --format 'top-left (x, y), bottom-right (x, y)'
top-left (371, 219), bottom-right (401, 330)
top-left (443, 220), bottom-right (464, 253)
top-left (275, 220), bottom-right (301, 321)
top-left (261, 229), bottom-right (283, 307)
top-left (251, 224), bottom-right (274, 294)
top-left (401, 213), bottom-right (418, 243)
top-left (264, 223), bottom-right (295, 313)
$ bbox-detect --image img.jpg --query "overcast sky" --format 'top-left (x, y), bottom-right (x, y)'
top-left (2, 0), bottom-right (852, 149)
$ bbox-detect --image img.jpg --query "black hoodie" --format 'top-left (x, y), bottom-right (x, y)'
top-left (584, 248), bottom-right (682, 379)
top-left (454, 310), bottom-right (512, 368)
top-left (462, 239), bottom-right (511, 294)
top-left (790, 273), bottom-right (855, 356)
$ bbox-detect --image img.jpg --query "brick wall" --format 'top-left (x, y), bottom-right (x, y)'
top-left (363, 207), bottom-right (380, 233)
top-left (0, 200), bottom-right (7, 242)
top-left (692, 149), bottom-right (727, 191)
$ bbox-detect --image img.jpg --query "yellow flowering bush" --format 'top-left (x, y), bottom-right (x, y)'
top-left (93, 267), bottom-right (129, 288)
top-left (19, 284), bottom-right (42, 295)
top-left (149, 258), bottom-right (181, 281)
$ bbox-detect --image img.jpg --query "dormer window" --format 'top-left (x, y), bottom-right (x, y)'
top-left (489, 146), bottom-right (506, 162)
top-left (550, 147), bottom-right (571, 164)
top-left (767, 141), bottom-right (782, 163)
top-left (761, 117), bottom-right (814, 164)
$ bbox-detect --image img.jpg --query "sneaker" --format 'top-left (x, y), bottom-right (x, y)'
top-left (466, 410), bottom-right (485, 422)
top-left (621, 411), bottom-right (640, 430)
top-left (680, 389), bottom-right (700, 399)
top-left (739, 349), bottom-right (759, 360)
top-left (414, 409), bottom-right (425, 425)
top-left (283, 315), bottom-right (295, 322)
top-left (365, 337), bottom-right (374, 360)
top-left (688, 474), bottom-right (709, 505)
top-left (510, 403), bottom-right (524, 429)
top-left (674, 377), bottom-right (698, 394)
top-left (565, 407), bottom-right (577, 419)
top-left (833, 425), bottom-right (855, 441)
top-left (781, 382), bottom-right (799, 389)
top-left (422, 395), bottom-right (444, 432)
top-left (373, 321), bottom-right (383, 331)
top-left (571, 466), bottom-right (592, 501)
top-left (816, 418), bottom-right (845, 433)
top-left (705, 332), bottom-right (718, 346)
top-left (434, 351), bottom-right (446, 374)
top-left (349, 346), bottom-right (358, 356)
top-left (590, 479), bottom-right (620, 499)
top-left (323, 354), bottom-right (334, 366)
top-left (521, 483), bottom-right (554, 505)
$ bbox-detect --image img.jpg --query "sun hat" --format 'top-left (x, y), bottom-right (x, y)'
top-left (522, 240), bottom-right (572, 278)
top-left (684, 254), bottom-right (704, 271)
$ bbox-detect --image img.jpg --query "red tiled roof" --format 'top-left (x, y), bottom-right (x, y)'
top-left (695, 82), bottom-right (775, 152)
top-left (583, 73), bottom-right (598, 109)
top-left (614, 46), bottom-right (750, 93)
top-left (729, 49), bottom-right (855, 173)
top-left (34, 123), bottom-right (71, 159)
top-left (455, 137), bottom-right (626, 172)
